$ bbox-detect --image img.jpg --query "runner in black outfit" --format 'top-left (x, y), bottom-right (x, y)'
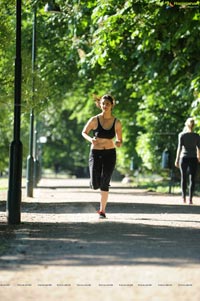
top-left (82, 94), bottom-right (123, 218)
top-left (175, 118), bottom-right (200, 204)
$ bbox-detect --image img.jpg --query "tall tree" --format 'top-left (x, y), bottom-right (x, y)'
top-left (1, 0), bottom-right (199, 175)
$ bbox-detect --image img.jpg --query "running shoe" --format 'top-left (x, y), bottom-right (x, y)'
top-left (97, 210), bottom-right (106, 218)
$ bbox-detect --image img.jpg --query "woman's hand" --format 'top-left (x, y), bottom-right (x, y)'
top-left (115, 140), bottom-right (122, 148)
top-left (175, 159), bottom-right (179, 168)
top-left (91, 137), bottom-right (98, 146)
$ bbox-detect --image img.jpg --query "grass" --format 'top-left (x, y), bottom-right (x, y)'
top-left (0, 176), bottom-right (27, 191)
top-left (127, 173), bottom-right (200, 195)
top-left (0, 177), bottom-right (8, 191)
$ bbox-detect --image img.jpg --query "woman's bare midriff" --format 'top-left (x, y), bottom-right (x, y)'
top-left (91, 138), bottom-right (115, 150)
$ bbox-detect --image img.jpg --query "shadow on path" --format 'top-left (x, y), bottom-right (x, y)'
top-left (0, 219), bottom-right (200, 270)
top-left (1, 186), bottom-right (200, 271)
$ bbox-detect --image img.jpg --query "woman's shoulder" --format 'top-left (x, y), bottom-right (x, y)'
top-left (180, 131), bottom-right (200, 139)
top-left (114, 118), bottom-right (122, 129)
top-left (89, 115), bottom-right (99, 127)
top-left (88, 115), bottom-right (98, 122)
top-left (115, 117), bottom-right (121, 124)
top-left (187, 132), bottom-right (199, 137)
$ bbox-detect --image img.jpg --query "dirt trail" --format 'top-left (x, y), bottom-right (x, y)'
top-left (0, 178), bottom-right (200, 301)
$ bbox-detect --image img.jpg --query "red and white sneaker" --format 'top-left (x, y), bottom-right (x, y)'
top-left (97, 210), bottom-right (106, 219)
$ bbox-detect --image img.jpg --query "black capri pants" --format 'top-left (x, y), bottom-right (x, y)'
top-left (180, 157), bottom-right (198, 200)
top-left (89, 148), bottom-right (116, 191)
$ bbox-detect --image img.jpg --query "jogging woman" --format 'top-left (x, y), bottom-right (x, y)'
top-left (82, 94), bottom-right (123, 218)
top-left (175, 117), bottom-right (200, 204)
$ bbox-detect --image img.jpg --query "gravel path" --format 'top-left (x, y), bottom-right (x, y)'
top-left (0, 178), bottom-right (200, 301)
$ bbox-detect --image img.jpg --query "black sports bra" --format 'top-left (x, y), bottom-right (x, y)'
top-left (93, 116), bottom-right (116, 139)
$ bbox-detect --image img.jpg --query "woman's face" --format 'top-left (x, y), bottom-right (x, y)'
top-left (100, 99), bottom-right (113, 112)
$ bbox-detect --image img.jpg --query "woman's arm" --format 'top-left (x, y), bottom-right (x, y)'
top-left (197, 135), bottom-right (200, 163)
top-left (197, 147), bottom-right (200, 163)
top-left (175, 146), bottom-right (181, 168)
top-left (82, 117), bottom-right (98, 146)
top-left (115, 119), bottom-right (123, 148)
top-left (175, 134), bottom-right (182, 168)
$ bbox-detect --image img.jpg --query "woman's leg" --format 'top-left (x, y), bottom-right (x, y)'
top-left (100, 191), bottom-right (109, 212)
top-left (180, 157), bottom-right (188, 202)
top-left (188, 158), bottom-right (198, 204)
top-left (89, 150), bottom-right (102, 190)
top-left (99, 149), bottom-right (116, 214)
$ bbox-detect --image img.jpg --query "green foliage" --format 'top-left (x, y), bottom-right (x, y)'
top-left (0, 0), bottom-right (200, 175)
top-left (0, 1), bottom-right (16, 171)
